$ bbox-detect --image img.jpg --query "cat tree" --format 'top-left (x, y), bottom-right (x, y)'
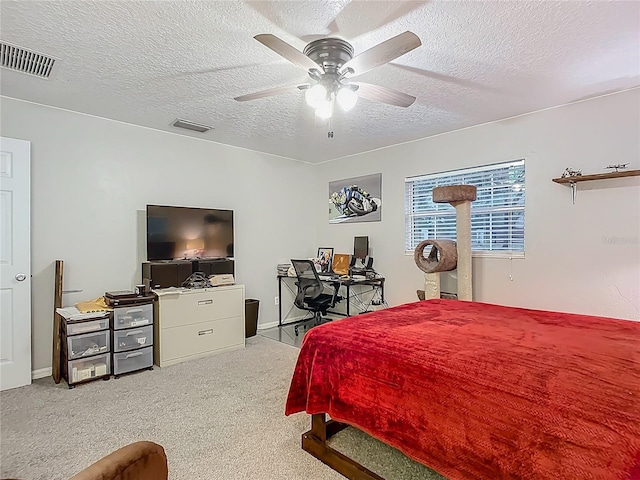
top-left (414, 185), bottom-right (477, 301)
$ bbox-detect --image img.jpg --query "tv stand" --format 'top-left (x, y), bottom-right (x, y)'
top-left (191, 258), bottom-right (234, 276)
top-left (142, 259), bottom-right (234, 289)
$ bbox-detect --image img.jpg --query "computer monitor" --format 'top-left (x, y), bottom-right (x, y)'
top-left (354, 236), bottom-right (369, 260)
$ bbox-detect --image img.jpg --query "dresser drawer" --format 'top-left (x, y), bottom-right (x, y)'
top-left (67, 330), bottom-right (110, 360)
top-left (113, 303), bottom-right (153, 330)
top-left (68, 354), bottom-right (110, 384)
top-left (159, 288), bottom-right (243, 328)
top-left (113, 325), bottom-right (153, 352)
top-left (161, 316), bottom-right (243, 361)
top-left (65, 317), bottom-right (110, 335)
top-left (113, 346), bottom-right (153, 376)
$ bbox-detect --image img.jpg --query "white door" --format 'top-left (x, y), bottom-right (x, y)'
top-left (0, 137), bottom-right (31, 391)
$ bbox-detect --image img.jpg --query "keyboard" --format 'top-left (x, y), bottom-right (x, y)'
top-left (318, 274), bottom-right (336, 280)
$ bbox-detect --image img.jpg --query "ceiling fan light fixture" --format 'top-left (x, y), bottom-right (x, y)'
top-left (336, 87), bottom-right (358, 112)
top-left (305, 84), bottom-right (327, 108)
top-left (315, 100), bottom-right (333, 119)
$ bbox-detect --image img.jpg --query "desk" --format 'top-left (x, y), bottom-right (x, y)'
top-left (277, 274), bottom-right (387, 326)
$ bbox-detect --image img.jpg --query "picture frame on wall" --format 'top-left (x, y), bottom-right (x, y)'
top-left (328, 173), bottom-right (382, 224)
top-left (316, 247), bottom-right (334, 273)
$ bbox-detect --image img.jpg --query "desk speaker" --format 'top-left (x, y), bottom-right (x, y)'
top-left (142, 262), bottom-right (191, 289)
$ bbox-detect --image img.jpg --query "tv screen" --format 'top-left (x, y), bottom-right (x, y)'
top-left (146, 205), bottom-right (234, 261)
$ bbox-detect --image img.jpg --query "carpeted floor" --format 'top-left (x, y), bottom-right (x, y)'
top-left (0, 336), bottom-right (444, 480)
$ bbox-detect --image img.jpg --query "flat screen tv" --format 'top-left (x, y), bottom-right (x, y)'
top-left (146, 205), bottom-right (234, 261)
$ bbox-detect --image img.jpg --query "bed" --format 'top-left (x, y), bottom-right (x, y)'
top-left (285, 299), bottom-right (640, 480)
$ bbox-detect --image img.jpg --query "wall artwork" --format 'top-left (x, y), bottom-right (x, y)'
top-left (328, 173), bottom-right (382, 224)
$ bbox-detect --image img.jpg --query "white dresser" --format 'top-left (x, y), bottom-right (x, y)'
top-left (153, 285), bottom-right (245, 367)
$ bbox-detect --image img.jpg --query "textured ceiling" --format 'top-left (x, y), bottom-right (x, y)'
top-left (1, 1), bottom-right (638, 163)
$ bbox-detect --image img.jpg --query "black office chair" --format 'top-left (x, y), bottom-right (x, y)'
top-left (290, 259), bottom-right (342, 336)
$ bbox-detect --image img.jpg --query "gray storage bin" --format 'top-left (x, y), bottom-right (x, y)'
top-left (113, 304), bottom-right (153, 330)
top-left (113, 325), bottom-right (153, 352)
top-left (68, 353), bottom-right (111, 383)
top-left (67, 330), bottom-right (110, 359)
top-left (66, 317), bottom-right (110, 335)
top-left (113, 346), bottom-right (153, 376)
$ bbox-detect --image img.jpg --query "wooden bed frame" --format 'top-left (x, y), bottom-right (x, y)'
top-left (302, 413), bottom-right (385, 480)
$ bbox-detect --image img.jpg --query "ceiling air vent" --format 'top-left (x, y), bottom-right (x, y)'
top-left (0, 41), bottom-right (57, 79)
top-left (172, 119), bottom-right (213, 133)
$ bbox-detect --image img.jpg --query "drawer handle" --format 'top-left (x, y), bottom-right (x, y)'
top-left (197, 299), bottom-right (213, 305)
top-left (198, 329), bottom-right (214, 336)
top-left (125, 308), bottom-right (143, 314)
top-left (125, 352), bottom-right (144, 359)
top-left (125, 330), bottom-right (144, 336)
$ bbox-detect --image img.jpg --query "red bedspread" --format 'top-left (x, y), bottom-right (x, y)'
top-left (285, 299), bottom-right (640, 480)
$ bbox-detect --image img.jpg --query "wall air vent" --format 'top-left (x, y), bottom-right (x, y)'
top-left (0, 41), bottom-right (57, 79)
top-left (172, 119), bottom-right (213, 133)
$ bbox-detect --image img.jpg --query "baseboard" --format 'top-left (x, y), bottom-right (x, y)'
top-left (257, 321), bottom-right (279, 330)
top-left (32, 367), bottom-right (52, 380)
top-left (257, 315), bottom-right (307, 331)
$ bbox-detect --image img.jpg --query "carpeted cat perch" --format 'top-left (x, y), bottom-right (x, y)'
top-left (414, 185), bottom-right (477, 301)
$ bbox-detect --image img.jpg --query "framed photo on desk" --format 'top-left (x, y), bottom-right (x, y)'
top-left (316, 248), bottom-right (334, 274)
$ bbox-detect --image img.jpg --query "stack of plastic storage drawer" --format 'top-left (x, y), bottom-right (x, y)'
top-left (111, 301), bottom-right (155, 378)
top-left (62, 315), bottom-right (111, 388)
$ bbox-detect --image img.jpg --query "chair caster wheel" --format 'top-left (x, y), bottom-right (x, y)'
top-left (294, 326), bottom-right (299, 336)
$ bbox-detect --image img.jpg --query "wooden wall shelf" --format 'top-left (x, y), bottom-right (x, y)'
top-left (552, 169), bottom-right (640, 184)
top-left (552, 169), bottom-right (639, 204)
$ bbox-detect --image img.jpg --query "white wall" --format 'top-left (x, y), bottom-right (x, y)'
top-left (313, 89), bottom-right (640, 321)
top-left (3, 89), bottom-right (639, 372)
top-left (0, 97), bottom-right (316, 371)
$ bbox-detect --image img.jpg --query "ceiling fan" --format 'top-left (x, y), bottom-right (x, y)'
top-left (234, 31), bottom-right (422, 119)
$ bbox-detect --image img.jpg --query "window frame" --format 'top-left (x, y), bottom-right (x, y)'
top-left (404, 159), bottom-right (526, 259)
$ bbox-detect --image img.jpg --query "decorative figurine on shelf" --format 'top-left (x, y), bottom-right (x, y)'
top-left (605, 163), bottom-right (629, 172)
top-left (561, 168), bottom-right (582, 178)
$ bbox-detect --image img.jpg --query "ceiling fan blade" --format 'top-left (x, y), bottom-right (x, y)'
top-left (254, 34), bottom-right (320, 72)
top-left (234, 84), bottom-right (308, 102)
top-left (340, 31), bottom-right (421, 77)
top-left (352, 82), bottom-right (416, 108)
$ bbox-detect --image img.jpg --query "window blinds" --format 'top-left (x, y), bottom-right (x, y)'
top-left (405, 160), bottom-right (525, 255)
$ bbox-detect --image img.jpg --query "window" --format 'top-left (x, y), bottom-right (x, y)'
top-left (405, 160), bottom-right (525, 257)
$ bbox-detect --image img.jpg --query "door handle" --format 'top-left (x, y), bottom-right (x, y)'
top-left (15, 273), bottom-right (26, 281)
